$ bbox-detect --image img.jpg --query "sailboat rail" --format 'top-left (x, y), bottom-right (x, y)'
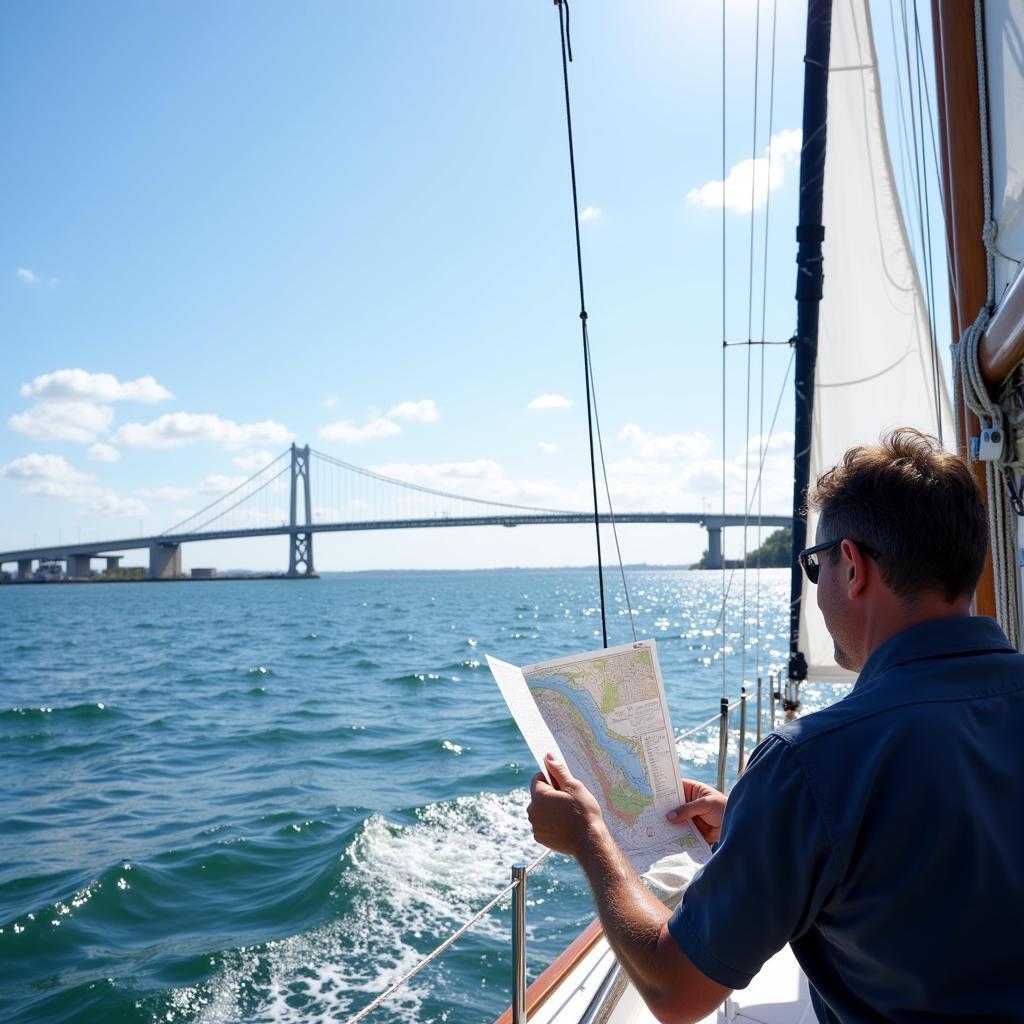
top-left (342, 847), bottom-right (554, 1024)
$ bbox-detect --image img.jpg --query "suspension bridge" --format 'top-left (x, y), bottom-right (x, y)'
top-left (0, 445), bottom-right (790, 579)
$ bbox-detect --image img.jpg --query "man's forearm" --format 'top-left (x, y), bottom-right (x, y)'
top-left (574, 820), bottom-right (675, 1006)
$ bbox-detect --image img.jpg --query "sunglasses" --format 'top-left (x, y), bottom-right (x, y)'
top-left (798, 538), bottom-right (881, 584)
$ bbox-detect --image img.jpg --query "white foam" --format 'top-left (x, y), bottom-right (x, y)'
top-left (161, 790), bottom-right (547, 1024)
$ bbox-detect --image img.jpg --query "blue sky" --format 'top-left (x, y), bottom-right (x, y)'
top-left (0, 1), bottom-right (945, 571)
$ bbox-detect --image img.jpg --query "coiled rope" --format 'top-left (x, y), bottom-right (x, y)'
top-left (952, 0), bottom-right (1020, 647)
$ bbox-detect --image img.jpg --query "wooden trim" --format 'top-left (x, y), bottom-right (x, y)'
top-left (981, 268), bottom-right (1024, 387)
top-left (931, 0), bottom-right (997, 618)
top-left (493, 918), bottom-right (604, 1024)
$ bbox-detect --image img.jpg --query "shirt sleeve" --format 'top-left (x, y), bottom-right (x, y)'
top-left (667, 734), bottom-right (836, 989)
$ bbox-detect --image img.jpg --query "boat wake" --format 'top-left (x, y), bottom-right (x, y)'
top-left (160, 790), bottom-right (548, 1024)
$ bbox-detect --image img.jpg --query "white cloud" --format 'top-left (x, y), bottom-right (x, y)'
top-left (677, 431), bottom-right (795, 513)
top-left (580, 206), bottom-right (602, 221)
top-left (139, 474), bottom-right (245, 502)
top-left (687, 128), bottom-right (802, 213)
top-left (0, 451), bottom-right (145, 515)
top-left (85, 493), bottom-right (148, 518)
top-left (527, 393), bottom-right (573, 412)
top-left (618, 423), bottom-right (713, 460)
top-left (319, 417), bottom-right (401, 443)
top-left (371, 459), bottom-right (504, 483)
top-left (112, 413), bottom-right (293, 450)
top-left (387, 399), bottom-right (439, 423)
top-left (607, 457), bottom-right (673, 477)
top-left (232, 450), bottom-right (275, 471)
top-left (9, 402), bottom-right (114, 443)
top-left (19, 369), bottom-right (172, 403)
top-left (538, 441), bottom-right (559, 454)
top-left (368, 459), bottom-right (577, 509)
top-left (15, 267), bottom-right (58, 286)
top-left (324, 396), bottom-right (337, 409)
top-left (87, 443), bottom-right (121, 463)
top-left (1, 452), bottom-right (94, 483)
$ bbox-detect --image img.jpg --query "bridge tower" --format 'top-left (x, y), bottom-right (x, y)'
top-left (287, 443), bottom-right (315, 577)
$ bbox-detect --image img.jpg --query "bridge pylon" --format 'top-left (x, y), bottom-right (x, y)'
top-left (287, 443), bottom-right (315, 577)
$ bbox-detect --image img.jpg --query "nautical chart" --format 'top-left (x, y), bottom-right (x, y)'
top-left (487, 640), bottom-right (711, 873)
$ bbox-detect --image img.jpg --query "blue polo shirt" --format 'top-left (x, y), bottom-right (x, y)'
top-left (668, 616), bottom-right (1024, 1023)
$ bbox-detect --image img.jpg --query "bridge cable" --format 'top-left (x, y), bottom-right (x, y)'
top-left (310, 448), bottom-right (578, 516)
top-left (554, 0), bottom-right (617, 648)
top-left (160, 450), bottom-right (289, 536)
top-left (166, 464), bottom-right (291, 537)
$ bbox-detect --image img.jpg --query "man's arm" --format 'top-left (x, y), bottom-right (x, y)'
top-left (528, 754), bottom-right (731, 1024)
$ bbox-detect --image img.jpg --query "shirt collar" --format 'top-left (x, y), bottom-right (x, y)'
top-left (855, 615), bottom-right (1015, 690)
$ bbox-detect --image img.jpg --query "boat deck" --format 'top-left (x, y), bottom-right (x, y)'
top-left (526, 934), bottom-right (814, 1024)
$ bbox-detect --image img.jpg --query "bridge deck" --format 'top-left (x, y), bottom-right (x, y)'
top-left (0, 512), bottom-right (790, 564)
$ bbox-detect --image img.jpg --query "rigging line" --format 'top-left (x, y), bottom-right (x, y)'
top-left (711, 346), bottom-right (794, 636)
top-left (756, 0), bottom-right (779, 685)
top-left (720, 0), bottom-right (728, 698)
top-left (584, 339), bottom-right (637, 642)
top-left (911, 0), bottom-right (943, 441)
top-left (913, 5), bottom-right (958, 311)
top-left (555, 0), bottom-right (608, 648)
top-left (724, 339), bottom-right (792, 346)
top-left (886, 0), bottom-right (920, 272)
top-left (899, 0), bottom-right (942, 443)
top-left (740, 0), bottom-right (764, 701)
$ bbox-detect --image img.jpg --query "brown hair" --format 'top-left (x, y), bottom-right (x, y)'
top-left (807, 428), bottom-right (988, 602)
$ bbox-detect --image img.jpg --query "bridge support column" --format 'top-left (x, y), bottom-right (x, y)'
top-left (288, 531), bottom-right (314, 576)
top-left (287, 444), bottom-right (315, 577)
top-left (149, 543), bottom-right (181, 580)
top-left (17, 559), bottom-right (33, 580)
top-left (67, 554), bottom-right (94, 579)
top-left (706, 526), bottom-right (723, 569)
top-left (105, 556), bottom-right (122, 573)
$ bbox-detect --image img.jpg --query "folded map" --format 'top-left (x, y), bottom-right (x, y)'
top-left (487, 639), bottom-right (711, 873)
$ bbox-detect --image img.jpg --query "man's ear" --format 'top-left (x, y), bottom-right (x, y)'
top-left (842, 538), bottom-right (869, 599)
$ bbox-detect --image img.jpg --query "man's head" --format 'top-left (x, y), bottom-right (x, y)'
top-left (805, 428), bottom-right (988, 668)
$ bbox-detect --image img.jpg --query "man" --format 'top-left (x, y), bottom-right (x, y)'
top-left (528, 429), bottom-right (1024, 1023)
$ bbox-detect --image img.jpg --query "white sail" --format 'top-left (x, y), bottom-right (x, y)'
top-left (798, 0), bottom-right (955, 682)
top-left (985, 0), bottom-right (1024, 301)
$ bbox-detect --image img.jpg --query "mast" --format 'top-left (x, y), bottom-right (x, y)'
top-left (929, 0), bottom-right (997, 619)
top-left (788, 0), bottom-right (833, 692)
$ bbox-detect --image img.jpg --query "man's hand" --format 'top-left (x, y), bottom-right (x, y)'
top-left (527, 753), bottom-right (605, 858)
top-left (666, 778), bottom-right (727, 844)
top-left (527, 758), bottom-right (731, 1024)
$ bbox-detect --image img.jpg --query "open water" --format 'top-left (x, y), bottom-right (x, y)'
top-left (1, 568), bottom-right (836, 1024)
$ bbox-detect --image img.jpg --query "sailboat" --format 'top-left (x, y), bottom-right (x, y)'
top-left (341, 1), bottom-right (1019, 1021)
top-left (487, 0), bottom-right (1021, 1021)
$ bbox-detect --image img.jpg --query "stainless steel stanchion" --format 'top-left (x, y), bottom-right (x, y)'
top-left (716, 697), bottom-right (729, 793)
top-left (512, 864), bottom-right (527, 1024)
top-left (737, 686), bottom-right (748, 775)
top-left (756, 676), bottom-right (763, 744)
top-left (769, 671), bottom-right (777, 730)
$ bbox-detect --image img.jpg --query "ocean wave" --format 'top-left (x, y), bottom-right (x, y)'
top-left (385, 672), bottom-right (448, 686)
top-left (0, 702), bottom-right (120, 723)
top-left (155, 791), bottom-right (547, 1024)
